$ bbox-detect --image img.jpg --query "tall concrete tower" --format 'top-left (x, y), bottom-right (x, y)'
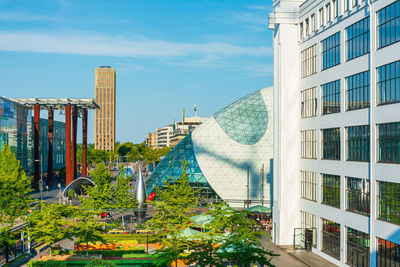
top-left (95, 66), bottom-right (116, 151)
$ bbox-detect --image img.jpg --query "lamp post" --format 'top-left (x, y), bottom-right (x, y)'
top-left (58, 183), bottom-right (62, 204)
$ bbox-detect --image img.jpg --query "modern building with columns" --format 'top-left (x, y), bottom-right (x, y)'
top-left (269, 0), bottom-right (400, 266)
top-left (14, 98), bottom-right (99, 188)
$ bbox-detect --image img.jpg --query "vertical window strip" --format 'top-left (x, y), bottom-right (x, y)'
top-left (301, 45), bottom-right (317, 78)
top-left (346, 70), bottom-right (370, 110)
top-left (346, 177), bottom-right (370, 216)
top-left (322, 80), bottom-right (341, 114)
top-left (377, 122), bottom-right (400, 163)
top-left (377, 60), bottom-right (400, 105)
top-left (322, 173), bottom-right (341, 208)
top-left (378, 181), bottom-right (400, 225)
top-left (322, 218), bottom-right (341, 260)
top-left (377, 1), bottom-right (400, 48)
top-left (322, 32), bottom-right (341, 70)
top-left (346, 17), bottom-right (370, 61)
top-left (301, 130), bottom-right (317, 159)
top-left (301, 87), bottom-right (317, 118)
top-left (322, 128), bottom-right (341, 160)
top-left (346, 125), bottom-right (370, 161)
top-left (301, 171), bottom-right (317, 201)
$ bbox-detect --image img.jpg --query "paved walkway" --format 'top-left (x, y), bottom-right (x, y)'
top-left (260, 236), bottom-right (338, 267)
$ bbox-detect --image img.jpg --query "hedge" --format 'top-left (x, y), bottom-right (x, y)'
top-left (99, 234), bottom-right (161, 243)
top-left (73, 250), bottom-right (146, 257)
top-left (122, 253), bottom-right (158, 259)
top-left (27, 261), bottom-right (67, 267)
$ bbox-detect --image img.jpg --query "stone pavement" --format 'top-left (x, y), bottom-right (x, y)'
top-left (260, 236), bottom-right (338, 267)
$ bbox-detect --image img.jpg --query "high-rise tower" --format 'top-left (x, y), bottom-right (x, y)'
top-left (95, 66), bottom-right (116, 151)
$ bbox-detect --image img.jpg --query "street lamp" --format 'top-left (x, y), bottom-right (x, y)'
top-left (58, 183), bottom-right (62, 204)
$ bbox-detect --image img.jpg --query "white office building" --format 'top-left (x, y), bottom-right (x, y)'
top-left (269, 0), bottom-right (400, 266)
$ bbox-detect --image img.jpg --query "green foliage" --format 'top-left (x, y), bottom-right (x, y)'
top-left (27, 202), bottom-right (79, 255)
top-left (147, 161), bottom-right (199, 266)
top-left (85, 259), bottom-right (116, 267)
top-left (0, 227), bottom-right (16, 263)
top-left (74, 209), bottom-right (109, 257)
top-left (68, 189), bottom-right (76, 200)
top-left (73, 250), bottom-right (146, 257)
top-left (99, 234), bottom-right (161, 243)
top-left (27, 260), bottom-right (67, 267)
top-left (80, 163), bottom-right (115, 210)
top-left (0, 144), bottom-right (32, 226)
top-left (122, 253), bottom-right (157, 259)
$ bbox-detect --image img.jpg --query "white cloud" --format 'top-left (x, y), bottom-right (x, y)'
top-left (0, 31), bottom-right (272, 58)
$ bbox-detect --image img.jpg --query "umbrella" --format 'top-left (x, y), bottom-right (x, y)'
top-left (245, 205), bottom-right (272, 213)
top-left (191, 213), bottom-right (213, 226)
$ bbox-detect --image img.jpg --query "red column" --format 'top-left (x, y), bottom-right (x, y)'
top-left (34, 104), bottom-right (40, 189)
top-left (82, 109), bottom-right (88, 177)
top-left (47, 109), bottom-right (54, 187)
top-left (65, 104), bottom-right (72, 186)
top-left (72, 106), bottom-right (78, 179)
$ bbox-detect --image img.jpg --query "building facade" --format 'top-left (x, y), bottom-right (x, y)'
top-left (146, 87), bottom-right (273, 207)
top-left (146, 132), bottom-right (156, 149)
top-left (0, 96), bottom-right (33, 176)
top-left (169, 116), bottom-right (207, 148)
top-left (95, 66), bottom-right (116, 151)
top-left (269, 0), bottom-right (400, 266)
top-left (38, 118), bottom-right (66, 176)
top-left (155, 125), bottom-right (173, 148)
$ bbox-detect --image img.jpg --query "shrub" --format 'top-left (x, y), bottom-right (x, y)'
top-left (27, 260), bottom-right (67, 267)
top-left (85, 259), bottom-right (116, 267)
top-left (73, 250), bottom-right (146, 257)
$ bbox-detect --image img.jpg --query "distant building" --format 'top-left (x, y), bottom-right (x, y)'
top-left (95, 66), bottom-right (116, 151)
top-left (145, 132), bottom-right (156, 149)
top-left (155, 125), bottom-right (173, 149)
top-left (169, 116), bottom-right (207, 148)
top-left (0, 96), bottom-right (33, 176)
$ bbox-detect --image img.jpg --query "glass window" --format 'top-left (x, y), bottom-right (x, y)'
top-left (377, 1), bottom-right (400, 48)
top-left (344, 0), bottom-right (349, 12)
top-left (346, 71), bottom-right (370, 110)
top-left (301, 87), bottom-right (317, 118)
top-left (326, 3), bottom-right (331, 23)
top-left (346, 177), bottom-right (370, 215)
top-left (378, 181), bottom-right (400, 225)
top-left (322, 174), bottom-right (340, 208)
top-left (301, 130), bottom-right (317, 159)
top-left (377, 238), bottom-right (400, 266)
top-left (322, 32), bottom-right (341, 70)
top-left (305, 18), bottom-right (309, 35)
top-left (347, 227), bottom-right (370, 267)
top-left (301, 171), bottom-right (317, 201)
top-left (301, 211), bottom-right (317, 248)
top-left (319, 8), bottom-right (324, 27)
top-left (322, 80), bottom-right (341, 114)
top-left (377, 60), bottom-right (400, 105)
top-left (322, 128), bottom-right (341, 160)
top-left (352, 0), bottom-right (358, 7)
top-left (377, 122), bottom-right (400, 163)
top-left (333, 0), bottom-right (338, 18)
top-left (301, 45), bottom-right (317, 78)
top-left (311, 14), bottom-right (315, 32)
top-left (322, 218), bottom-right (341, 260)
top-left (346, 125), bottom-right (370, 161)
top-left (346, 17), bottom-right (370, 60)
top-left (300, 22), bottom-right (304, 38)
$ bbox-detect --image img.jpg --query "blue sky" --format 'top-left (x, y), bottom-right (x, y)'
top-left (0, 0), bottom-right (274, 144)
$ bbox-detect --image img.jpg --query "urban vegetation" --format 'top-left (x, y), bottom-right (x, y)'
top-left (0, 144), bottom-right (276, 266)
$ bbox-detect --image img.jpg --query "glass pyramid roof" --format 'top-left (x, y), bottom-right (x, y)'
top-left (146, 133), bottom-right (215, 196)
top-left (214, 90), bottom-right (268, 145)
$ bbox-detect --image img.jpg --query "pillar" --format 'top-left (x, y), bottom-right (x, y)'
top-left (33, 104), bottom-right (40, 189)
top-left (82, 109), bottom-right (88, 177)
top-left (47, 109), bottom-right (54, 187)
top-left (65, 104), bottom-right (72, 186)
top-left (72, 106), bottom-right (78, 179)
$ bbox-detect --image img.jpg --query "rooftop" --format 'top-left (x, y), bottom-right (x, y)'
top-left (12, 98), bottom-right (100, 110)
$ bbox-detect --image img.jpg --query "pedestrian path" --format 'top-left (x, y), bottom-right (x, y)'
top-left (260, 236), bottom-right (338, 267)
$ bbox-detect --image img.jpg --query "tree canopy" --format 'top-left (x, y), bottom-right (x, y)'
top-left (0, 144), bottom-right (32, 226)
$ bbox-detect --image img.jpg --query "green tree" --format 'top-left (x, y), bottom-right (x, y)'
top-left (147, 161), bottom-right (199, 267)
top-left (113, 169), bottom-right (138, 228)
top-left (28, 203), bottom-right (78, 257)
top-left (218, 208), bottom-right (276, 267)
top-left (0, 144), bottom-right (32, 226)
top-left (0, 227), bottom-right (16, 263)
top-left (116, 142), bottom-right (135, 157)
top-left (85, 259), bottom-right (116, 267)
top-left (80, 163), bottom-right (115, 210)
top-left (73, 210), bottom-right (108, 257)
